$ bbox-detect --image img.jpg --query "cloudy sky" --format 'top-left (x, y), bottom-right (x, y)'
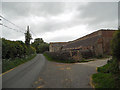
top-left (1, 2), bottom-right (118, 43)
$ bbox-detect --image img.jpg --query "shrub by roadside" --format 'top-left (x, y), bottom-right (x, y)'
top-left (44, 51), bottom-right (95, 63)
top-left (43, 51), bottom-right (75, 63)
top-left (2, 38), bottom-right (36, 59)
top-left (2, 38), bottom-right (37, 73)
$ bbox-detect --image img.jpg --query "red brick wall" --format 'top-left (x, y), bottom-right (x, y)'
top-left (101, 30), bottom-right (116, 55)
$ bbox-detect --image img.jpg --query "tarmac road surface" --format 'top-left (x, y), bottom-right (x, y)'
top-left (2, 54), bottom-right (108, 88)
top-left (2, 54), bottom-right (45, 88)
top-left (32, 57), bottom-right (108, 88)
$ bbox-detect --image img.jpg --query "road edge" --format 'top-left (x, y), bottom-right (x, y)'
top-left (89, 67), bottom-right (98, 88)
top-left (0, 54), bottom-right (37, 77)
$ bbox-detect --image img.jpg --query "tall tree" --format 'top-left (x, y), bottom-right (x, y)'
top-left (25, 26), bottom-right (32, 46)
top-left (111, 26), bottom-right (120, 73)
top-left (111, 27), bottom-right (120, 61)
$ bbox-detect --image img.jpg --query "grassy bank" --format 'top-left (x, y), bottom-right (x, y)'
top-left (2, 54), bottom-right (36, 73)
top-left (43, 53), bottom-right (75, 63)
top-left (92, 72), bottom-right (116, 88)
top-left (92, 60), bottom-right (120, 88)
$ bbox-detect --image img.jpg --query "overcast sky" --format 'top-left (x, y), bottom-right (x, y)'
top-left (2, 2), bottom-right (118, 43)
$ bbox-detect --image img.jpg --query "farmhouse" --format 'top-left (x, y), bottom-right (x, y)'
top-left (49, 29), bottom-right (116, 60)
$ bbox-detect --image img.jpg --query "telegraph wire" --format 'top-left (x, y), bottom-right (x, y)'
top-left (0, 23), bottom-right (25, 33)
top-left (0, 15), bottom-right (37, 37)
top-left (0, 15), bottom-right (25, 31)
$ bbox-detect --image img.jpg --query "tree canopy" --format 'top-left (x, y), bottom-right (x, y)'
top-left (32, 38), bottom-right (49, 53)
top-left (2, 38), bottom-right (36, 59)
top-left (111, 27), bottom-right (120, 61)
top-left (110, 27), bottom-right (120, 73)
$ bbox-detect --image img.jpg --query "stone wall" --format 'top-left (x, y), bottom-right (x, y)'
top-left (49, 29), bottom-right (116, 59)
top-left (49, 42), bottom-right (67, 52)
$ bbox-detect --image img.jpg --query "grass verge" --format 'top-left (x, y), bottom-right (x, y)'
top-left (2, 54), bottom-right (36, 73)
top-left (91, 60), bottom-right (120, 88)
top-left (92, 72), bottom-right (116, 88)
top-left (97, 63), bottom-right (111, 73)
top-left (43, 53), bottom-right (75, 63)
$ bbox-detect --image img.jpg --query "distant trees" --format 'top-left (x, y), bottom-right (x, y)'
top-left (32, 38), bottom-right (49, 53)
top-left (34, 38), bottom-right (44, 43)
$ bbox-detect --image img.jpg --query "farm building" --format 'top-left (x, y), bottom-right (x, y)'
top-left (49, 29), bottom-right (116, 60)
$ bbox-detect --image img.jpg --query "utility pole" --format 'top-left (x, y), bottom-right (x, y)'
top-left (25, 26), bottom-right (32, 46)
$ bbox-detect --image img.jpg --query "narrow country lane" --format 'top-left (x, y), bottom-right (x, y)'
top-left (32, 57), bottom-right (108, 88)
top-left (2, 54), bottom-right (46, 88)
top-left (2, 54), bottom-right (108, 88)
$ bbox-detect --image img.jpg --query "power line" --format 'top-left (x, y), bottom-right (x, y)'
top-left (0, 15), bottom-right (37, 37)
top-left (0, 23), bottom-right (25, 33)
top-left (0, 15), bottom-right (25, 31)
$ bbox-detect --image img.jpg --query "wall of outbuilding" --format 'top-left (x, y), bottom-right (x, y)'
top-left (49, 30), bottom-right (116, 60)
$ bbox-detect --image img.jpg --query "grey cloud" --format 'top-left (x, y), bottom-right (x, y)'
top-left (30, 2), bottom-right (66, 16)
top-left (2, 2), bottom-right (118, 42)
top-left (2, 2), bottom-right (31, 19)
top-left (77, 2), bottom-right (118, 26)
top-left (2, 2), bottom-right (66, 20)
